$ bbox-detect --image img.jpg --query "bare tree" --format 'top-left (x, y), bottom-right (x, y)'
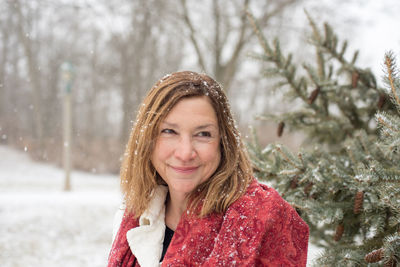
top-left (0, 6), bottom-right (11, 118)
top-left (109, 0), bottom-right (184, 144)
top-left (179, 0), bottom-right (298, 91)
top-left (0, 0), bottom-right (299, 172)
top-left (9, 0), bottom-right (44, 142)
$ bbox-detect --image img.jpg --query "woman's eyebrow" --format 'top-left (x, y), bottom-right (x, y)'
top-left (161, 121), bottom-right (218, 130)
top-left (160, 121), bottom-right (178, 128)
top-left (195, 124), bottom-right (218, 131)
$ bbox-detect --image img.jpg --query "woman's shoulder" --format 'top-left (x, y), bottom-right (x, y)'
top-left (227, 178), bottom-right (296, 222)
top-left (231, 178), bottom-right (286, 206)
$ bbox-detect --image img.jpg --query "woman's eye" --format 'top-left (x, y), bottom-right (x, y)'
top-left (161, 129), bottom-right (176, 134)
top-left (197, 131), bottom-right (211, 137)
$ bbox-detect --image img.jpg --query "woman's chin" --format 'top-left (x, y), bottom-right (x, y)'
top-left (168, 183), bottom-right (197, 196)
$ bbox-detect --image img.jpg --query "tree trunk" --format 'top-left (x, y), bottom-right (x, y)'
top-left (119, 40), bottom-right (134, 145)
top-left (11, 0), bottom-right (44, 142)
top-left (119, 0), bottom-right (152, 144)
top-left (0, 15), bottom-right (11, 117)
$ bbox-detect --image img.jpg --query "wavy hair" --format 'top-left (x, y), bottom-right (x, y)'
top-left (121, 71), bottom-right (253, 218)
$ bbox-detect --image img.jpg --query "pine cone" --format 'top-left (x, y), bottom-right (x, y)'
top-left (290, 177), bottom-right (298, 189)
top-left (378, 94), bottom-right (386, 109)
top-left (353, 191), bottom-right (364, 214)
top-left (365, 248), bottom-right (384, 263)
top-left (308, 87), bottom-right (320, 104)
top-left (351, 71), bottom-right (359, 88)
top-left (304, 182), bottom-right (313, 196)
top-left (334, 224), bottom-right (344, 241)
top-left (277, 121), bottom-right (285, 137)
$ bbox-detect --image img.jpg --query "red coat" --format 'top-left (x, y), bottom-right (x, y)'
top-left (108, 179), bottom-right (309, 266)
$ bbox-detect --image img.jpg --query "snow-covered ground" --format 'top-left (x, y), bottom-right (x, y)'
top-left (0, 145), bottom-right (121, 267)
top-left (0, 145), bottom-right (320, 266)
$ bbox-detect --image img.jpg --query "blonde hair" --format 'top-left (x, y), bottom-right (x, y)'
top-left (121, 71), bottom-right (253, 218)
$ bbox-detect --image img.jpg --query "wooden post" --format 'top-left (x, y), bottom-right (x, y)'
top-left (61, 62), bottom-right (73, 191)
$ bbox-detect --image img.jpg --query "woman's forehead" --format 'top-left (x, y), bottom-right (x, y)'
top-left (162, 97), bottom-right (218, 124)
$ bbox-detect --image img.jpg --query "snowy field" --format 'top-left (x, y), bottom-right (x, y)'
top-left (0, 145), bottom-right (121, 267)
top-left (0, 145), bottom-right (320, 266)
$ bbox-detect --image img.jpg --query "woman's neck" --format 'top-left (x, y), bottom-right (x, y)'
top-left (165, 192), bottom-right (188, 231)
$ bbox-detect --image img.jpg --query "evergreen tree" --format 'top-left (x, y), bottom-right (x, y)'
top-left (247, 12), bottom-right (400, 266)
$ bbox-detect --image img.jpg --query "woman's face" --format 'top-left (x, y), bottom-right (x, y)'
top-left (151, 96), bottom-right (221, 199)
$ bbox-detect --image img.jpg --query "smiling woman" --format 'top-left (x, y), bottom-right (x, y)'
top-left (107, 71), bottom-right (309, 267)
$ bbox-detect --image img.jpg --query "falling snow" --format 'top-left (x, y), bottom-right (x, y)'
top-left (0, 145), bottom-right (322, 266)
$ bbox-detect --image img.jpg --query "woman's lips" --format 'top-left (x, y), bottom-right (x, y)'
top-left (170, 166), bottom-right (199, 173)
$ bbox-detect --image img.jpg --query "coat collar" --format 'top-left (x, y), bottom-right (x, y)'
top-left (126, 185), bottom-right (168, 267)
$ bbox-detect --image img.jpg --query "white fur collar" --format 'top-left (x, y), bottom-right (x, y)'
top-left (126, 185), bottom-right (168, 267)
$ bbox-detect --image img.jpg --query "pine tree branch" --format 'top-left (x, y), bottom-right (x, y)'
top-left (246, 11), bottom-right (272, 57)
top-left (377, 116), bottom-right (399, 133)
top-left (384, 52), bottom-right (400, 107)
top-left (248, 11), bottom-right (320, 109)
top-left (275, 146), bottom-right (303, 171)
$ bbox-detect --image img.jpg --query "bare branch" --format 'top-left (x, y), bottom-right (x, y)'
top-left (213, 0), bottom-right (221, 77)
top-left (245, 0), bottom-right (297, 40)
top-left (180, 0), bottom-right (207, 72)
top-left (222, 0), bottom-right (250, 89)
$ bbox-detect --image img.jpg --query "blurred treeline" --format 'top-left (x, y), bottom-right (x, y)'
top-left (0, 0), bottom-right (330, 173)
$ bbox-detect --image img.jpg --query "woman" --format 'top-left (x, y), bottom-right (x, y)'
top-left (108, 71), bottom-right (309, 267)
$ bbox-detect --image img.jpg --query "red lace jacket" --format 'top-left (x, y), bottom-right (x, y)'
top-left (108, 179), bottom-right (309, 266)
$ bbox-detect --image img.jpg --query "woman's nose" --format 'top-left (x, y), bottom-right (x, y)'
top-left (174, 136), bottom-right (196, 161)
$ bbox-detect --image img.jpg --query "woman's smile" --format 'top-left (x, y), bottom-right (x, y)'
top-left (170, 165), bottom-right (199, 174)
